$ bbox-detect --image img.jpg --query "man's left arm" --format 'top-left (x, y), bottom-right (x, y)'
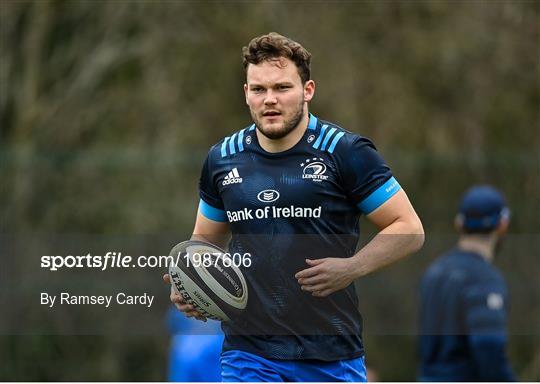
top-left (296, 189), bottom-right (424, 297)
top-left (465, 282), bottom-right (516, 381)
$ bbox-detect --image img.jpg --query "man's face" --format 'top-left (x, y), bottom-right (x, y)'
top-left (244, 58), bottom-right (314, 140)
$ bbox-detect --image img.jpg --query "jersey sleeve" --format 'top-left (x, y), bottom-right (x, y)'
top-left (463, 279), bottom-right (508, 335)
top-left (462, 277), bottom-right (515, 379)
top-left (336, 135), bottom-right (401, 215)
top-left (469, 334), bottom-right (516, 381)
top-left (198, 149), bottom-right (227, 222)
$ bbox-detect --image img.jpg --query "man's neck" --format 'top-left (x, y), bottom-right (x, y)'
top-left (457, 234), bottom-right (497, 262)
top-left (256, 109), bottom-right (309, 153)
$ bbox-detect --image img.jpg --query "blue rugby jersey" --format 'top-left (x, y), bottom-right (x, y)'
top-left (198, 114), bottom-right (401, 361)
top-left (419, 249), bottom-right (515, 381)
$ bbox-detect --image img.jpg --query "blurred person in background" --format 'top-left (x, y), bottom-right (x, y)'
top-left (166, 306), bottom-right (224, 382)
top-left (419, 185), bottom-right (515, 381)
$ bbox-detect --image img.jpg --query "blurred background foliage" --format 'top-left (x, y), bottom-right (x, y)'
top-left (1, 0), bottom-right (539, 381)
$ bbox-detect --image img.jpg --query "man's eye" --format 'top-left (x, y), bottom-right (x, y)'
top-left (252, 88), bottom-right (264, 93)
top-left (278, 85), bottom-right (291, 91)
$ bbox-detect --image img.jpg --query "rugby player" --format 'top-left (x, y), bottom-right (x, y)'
top-left (164, 32), bottom-right (424, 382)
top-left (419, 185), bottom-right (515, 381)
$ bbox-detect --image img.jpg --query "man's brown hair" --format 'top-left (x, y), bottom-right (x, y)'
top-left (242, 32), bottom-right (312, 84)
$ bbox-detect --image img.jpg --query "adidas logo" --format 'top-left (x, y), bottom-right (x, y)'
top-left (222, 168), bottom-right (243, 186)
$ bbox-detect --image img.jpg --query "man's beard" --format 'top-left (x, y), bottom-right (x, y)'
top-left (252, 100), bottom-right (305, 140)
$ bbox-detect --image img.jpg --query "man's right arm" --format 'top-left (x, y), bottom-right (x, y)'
top-left (164, 207), bottom-right (230, 321)
top-left (191, 209), bottom-right (231, 249)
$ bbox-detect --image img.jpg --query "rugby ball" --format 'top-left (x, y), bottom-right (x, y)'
top-left (168, 240), bottom-right (248, 321)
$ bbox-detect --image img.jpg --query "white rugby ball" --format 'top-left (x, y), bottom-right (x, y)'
top-left (168, 240), bottom-right (248, 321)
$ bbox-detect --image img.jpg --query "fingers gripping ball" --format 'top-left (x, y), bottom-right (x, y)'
top-left (168, 240), bottom-right (248, 322)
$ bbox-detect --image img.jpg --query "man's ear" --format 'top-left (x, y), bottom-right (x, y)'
top-left (303, 80), bottom-right (315, 102)
top-left (496, 217), bottom-right (510, 236)
top-left (244, 83), bottom-right (249, 105)
top-left (454, 214), bottom-right (464, 233)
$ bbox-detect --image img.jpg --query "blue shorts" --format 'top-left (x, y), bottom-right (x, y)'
top-left (221, 350), bottom-right (367, 382)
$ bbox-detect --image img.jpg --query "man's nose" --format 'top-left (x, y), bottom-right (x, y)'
top-left (264, 90), bottom-right (277, 105)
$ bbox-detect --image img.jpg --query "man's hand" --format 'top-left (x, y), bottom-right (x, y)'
top-left (295, 258), bottom-right (357, 297)
top-left (163, 273), bottom-right (207, 322)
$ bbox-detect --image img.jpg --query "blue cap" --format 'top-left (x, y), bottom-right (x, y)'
top-left (458, 185), bottom-right (510, 232)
